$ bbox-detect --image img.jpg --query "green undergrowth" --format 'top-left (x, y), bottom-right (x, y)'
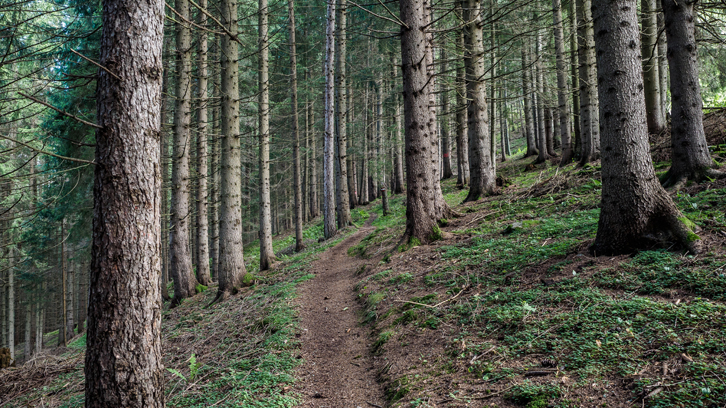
top-left (4, 219), bottom-right (354, 408)
top-left (352, 158), bottom-right (726, 407)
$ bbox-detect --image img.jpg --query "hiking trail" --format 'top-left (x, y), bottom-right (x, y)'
top-left (296, 216), bottom-right (386, 408)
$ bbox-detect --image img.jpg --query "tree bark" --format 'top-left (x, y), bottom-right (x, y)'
top-left (289, 0), bottom-right (304, 251)
top-left (554, 0), bottom-right (573, 165)
top-left (323, 0), bottom-right (337, 240)
top-left (347, 71), bottom-right (358, 206)
top-left (521, 46), bottom-right (538, 158)
top-left (590, 0), bottom-right (700, 255)
top-left (259, 0), bottom-right (276, 269)
top-left (393, 72), bottom-right (406, 194)
top-left (170, 0), bottom-right (198, 306)
top-left (85, 0), bottom-right (165, 403)
top-left (359, 83), bottom-right (370, 205)
top-left (210, 34), bottom-right (220, 281)
top-left (400, 0), bottom-right (453, 242)
top-left (455, 3), bottom-right (470, 185)
top-left (440, 47), bottom-right (453, 179)
top-left (660, 0), bottom-right (717, 187)
top-left (195, 0), bottom-right (211, 286)
top-left (335, 0), bottom-right (352, 227)
top-left (65, 227), bottom-right (75, 342)
top-left (462, 0), bottom-right (496, 201)
top-left (577, 0), bottom-right (600, 165)
top-left (60, 222), bottom-right (67, 346)
top-left (535, 27), bottom-right (551, 164)
top-left (570, 0), bottom-right (581, 158)
top-left (217, 0), bottom-right (248, 298)
top-left (642, 0), bottom-right (665, 134)
top-left (656, 0), bottom-right (668, 119)
top-left (308, 98), bottom-right (319, 218)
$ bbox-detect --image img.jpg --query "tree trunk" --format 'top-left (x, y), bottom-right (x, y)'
top-left (160, 55), bottom-right (171, 301)
top-left (393, 70), bottom-right (405, 194)
top-left (289, 0), bottom-right (304, 251)
top-left (24, 299), bottom-right (31, 361)
top-left (210, 35), bottom-right (220, 281)
top-left (660, 0), bottom-right (716, 187)
top-left (8, 244), bottom-right (14, 360)
top-left (462, 0), bottom-right (496, 201)
top-left (590, 0), bottom-right (700, 255)
top-left (347, 75), bottom-right (358, 206)
top-left (642, 0), bottom-right (665, 134)
top-left (657, 0), bottom-right (668, 119)
top-left (400, 0), bottom-right (453, 242)
top-left (66, 240), bottom-right (75, 342)
top-left (217, 0), bottom-right (248, 298)
top-left (535, 27), bottom-right (551, 164)
top-left (359, 83), bottom-right (370, 205)
top-left (577, 0), bottom-right (600, 165)
top-left (60, 222), bottom-right (67, 346)
top-left (554, 0), bottom-right (573, 165)
top-left (259, 0), bottom-right (276, 269)
top-left (323, 0), bottom-right (337, 240)
top-left (440, 48), bottom-right (453, 179)
top-left (570, 0), bottom-right (581, 158)
top-left (335, 0), bottom-right (352, 227)
top-left (521, 46), bottom-right (538, 158)
top-left (455, 3), bottom-right (470, 185)
top-left (308, 98), bottom-right (319, 219)
top-left (170, 0), bottom-right (198, 306)
top-left (195, 0), bottom-right (211, 287)
top-left (85, 0), bottom-right (165, 403)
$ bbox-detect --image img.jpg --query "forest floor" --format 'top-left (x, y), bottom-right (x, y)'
top-left (2, 109), bottom-right (726, 408)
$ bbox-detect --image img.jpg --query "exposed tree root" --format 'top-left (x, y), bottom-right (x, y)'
top-left (660, 167), bottom-right (726, 189)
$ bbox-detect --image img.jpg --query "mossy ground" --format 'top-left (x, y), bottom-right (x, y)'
top-left (351, 157), bottom-right (726, 407)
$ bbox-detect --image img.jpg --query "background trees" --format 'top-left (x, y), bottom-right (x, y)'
top-left (2, 0), bottom-right (726, 376)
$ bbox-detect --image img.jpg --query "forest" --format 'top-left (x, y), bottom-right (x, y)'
top-left (1, 0), bottom-right (726, 406)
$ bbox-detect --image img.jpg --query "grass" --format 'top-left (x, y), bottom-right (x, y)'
top-left (2, 219), bottom-right (356, 408)
top-left (350, 157), bottom-right (726, 407)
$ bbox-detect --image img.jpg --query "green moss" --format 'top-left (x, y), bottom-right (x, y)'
top-left (195, 284), bottom-right (208, 293)
top-left (241, 272), bottom-right (256, 286)
top-left (678, 216), bottom-right (697, 231)
top-left (430, 224), bottom-right (443, 241)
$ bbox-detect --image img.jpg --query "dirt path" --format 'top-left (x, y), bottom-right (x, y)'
top-left (296, 217), bottom-right (386, 408)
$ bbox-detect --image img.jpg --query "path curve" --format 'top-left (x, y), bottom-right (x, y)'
top-left (296, 217), bottom-right (385, 407)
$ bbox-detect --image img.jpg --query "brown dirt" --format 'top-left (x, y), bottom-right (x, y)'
top-left (295, 216), bottom-right (386, 408)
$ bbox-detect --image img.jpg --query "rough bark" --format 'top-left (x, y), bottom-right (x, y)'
top-left (347, 74), bottom-right (358, 206)
top-left (590, 0), bottom-right (700, 255)
top-left (440, 48), bottom-right (453, 179)
top-left (577, 0), bottom-right (600, 165)
top-left (210, 34), bottom-right (220, 281)
top-left (660, 0), bottom-right (718, 188)
top-left (170, 0), bottom-right (198, 306)
top-left (195, 0), bottom-right (211, 286)
top-left (359, 83), bottom-right (370, 205)
top-left (521, 47), bottom-right (538, 158)
top-left (535, 28), bottom-right (551, 164)
top-left (642, 0), bottom-right (665, 134)
top-left (85, 0), bottom-right (165, 403)
top-left (455, 3), bottom-right (470, 185)
top-left (392, 55), bottom-right (406, 194)
top-left (308, 98), bottom-right (319, 219)
top-left (570, 0), bottom-right (581, 158)
top-left (462, 0), bottom-right (496, 202)
top-left (656, 0), bottom-right (668, 119)
top-left (259, 0), bottom-right (276, 269)
top-left (60, 222), bottom-right (67, 346)
top-left (66, 232), bottom-right (75, 342)
top-left (289, 0), bottom-right (304, 251)
top-left (400, 0), bottom-right (453, 242)
top-left (554, 0), bottom-right (573, 165)
top-left (160, 57), bottom-right (171, 301)
top-left (335, 0), bottom-right (352, 227)
top-left (323, 0), bottom-right (337, 240)
top-left (217, 0), bottom-right (247, 298)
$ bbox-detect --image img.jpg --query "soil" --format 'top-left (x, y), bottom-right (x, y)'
top-left (296, 215), bottom-right (386, 408)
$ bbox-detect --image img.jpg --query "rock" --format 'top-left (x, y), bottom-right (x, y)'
top-left (503, 222), bottom-right (523, 234)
